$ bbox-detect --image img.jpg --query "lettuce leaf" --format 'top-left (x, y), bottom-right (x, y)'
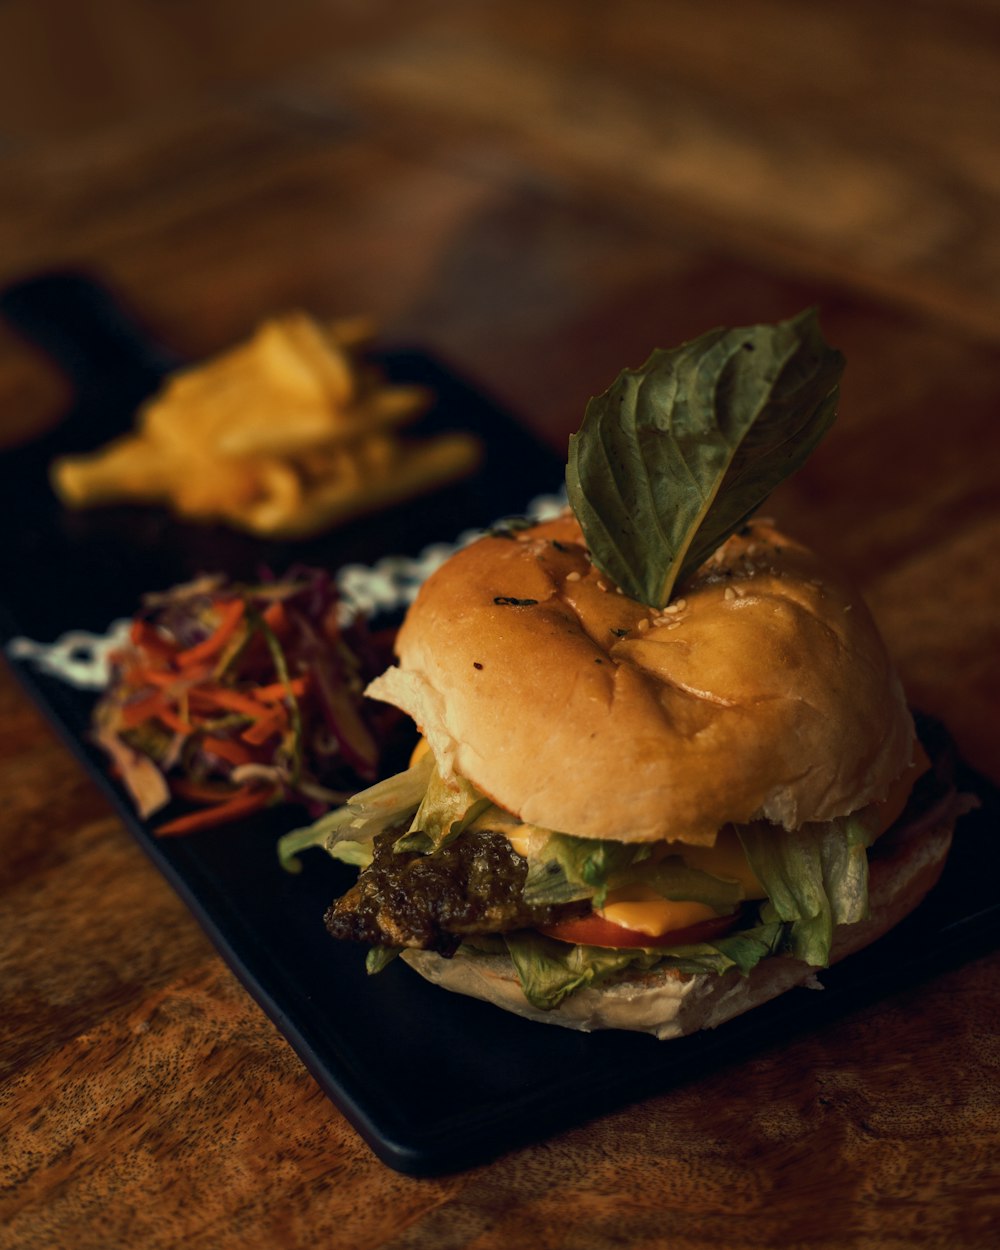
top-left (632, 857), bottom-right (745, 910)
top-left (522, 832), bottom-right (654, 907)
top-left (566, 309), bottom-right (843, 607)
top-left (652, 920), bottom-right (785, 976)
top-left (366, 946), bottom-right (401, 974)
top-left (393, 765), bottom-right (492, 854)
top-left (521, 832), bottom-right (745, 912)
top-left (501, 917), bottom-right (786, 1011)
top-left (503, 930), bottom-right (662, 1010)
top-left (277, 753), bottom-right (434, 872)
top-left (735, 813), bottom-right (877, 966)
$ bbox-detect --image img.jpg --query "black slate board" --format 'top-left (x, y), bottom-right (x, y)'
top-left (1, 272), bottom-right (998, 1176)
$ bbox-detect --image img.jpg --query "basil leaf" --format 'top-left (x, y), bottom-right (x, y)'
top-left (566, 308), bottom-right (844, 606)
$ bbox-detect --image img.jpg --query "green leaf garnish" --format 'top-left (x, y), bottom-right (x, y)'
top-left (566, 308), bottom-right (844, 607)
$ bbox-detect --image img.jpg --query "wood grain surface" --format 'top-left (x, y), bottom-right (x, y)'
top-left (1, 3), bottom-right (999, 1247)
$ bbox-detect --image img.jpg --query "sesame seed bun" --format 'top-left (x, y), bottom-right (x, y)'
top-left (366, 513), bottom-right (915, 846)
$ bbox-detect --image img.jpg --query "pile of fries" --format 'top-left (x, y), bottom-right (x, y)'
top-left (51, 312), bottom-right (481, 537)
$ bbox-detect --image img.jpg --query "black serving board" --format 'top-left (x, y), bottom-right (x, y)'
top-left (1, 272), bottom-right (998, 1176)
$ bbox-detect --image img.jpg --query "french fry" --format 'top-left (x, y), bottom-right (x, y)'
top-left (50, 311), bottom-right (481, 536)
top-left (240, 432), bottom-right (483, 538)
top-left (52, 435), bottom-right (175, 507)
top-left (257, 313), bottom-right (356, 405)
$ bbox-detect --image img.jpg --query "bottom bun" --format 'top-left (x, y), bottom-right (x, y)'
top-left (401, 796), bottom-right (961, 1040)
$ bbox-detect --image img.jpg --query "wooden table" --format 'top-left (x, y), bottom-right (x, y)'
top-left (1, 3), bottom-right (998, 1246)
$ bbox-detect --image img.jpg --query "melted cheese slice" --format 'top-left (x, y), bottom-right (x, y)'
top-left (499, 820), bottom-right (556, 862)
top-left (595, 827), bottom-right (763, 938)
top-left (597, 889), bottom-right (718, 936)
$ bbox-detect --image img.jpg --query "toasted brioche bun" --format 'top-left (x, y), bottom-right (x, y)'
top-left (401, 789), bottom-right (959, 1039)
top-left (367, 514), bottom-right (915, 845)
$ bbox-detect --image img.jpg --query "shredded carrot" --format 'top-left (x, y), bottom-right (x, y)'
top-left (119, 689), bottom-right (193, 734)
top-left (201, 735), bottom-right (258, 767)
top-left (132, 666), bottom-right (213, 690)
top-left (155, 785), bottom-right (273, 836)
top-left (262, 599), bottom-right (291, 639)
top-left (157, 704), bottom-right (195, 736)
top-left (130, 619), bottom-right (177, 659)
top-left (253, 676), bottom-right (309, 703)
top-left (176, 598), bottom-right (246, 668)
top-left (241, 710), bottom-right (287, 746)
top-left (170, 778), bottom-right (243, 804)
top-left (188, 685), bottom-right (266, 719)
top-left (120, 690), bottom-right (167, 729)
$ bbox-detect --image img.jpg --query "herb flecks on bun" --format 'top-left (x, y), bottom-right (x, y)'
top-left (281, 312), bottom-right (959, 1038)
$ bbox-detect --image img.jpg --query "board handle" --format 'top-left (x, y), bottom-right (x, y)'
top-left (0, 269), bottom-right (180, 395)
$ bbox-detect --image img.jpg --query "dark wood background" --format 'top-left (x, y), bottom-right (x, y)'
top-left (1, 3), bottom-right (998, 1247)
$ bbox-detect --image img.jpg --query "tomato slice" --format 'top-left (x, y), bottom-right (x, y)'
top-left (538, 911), bottom-right (737, 949)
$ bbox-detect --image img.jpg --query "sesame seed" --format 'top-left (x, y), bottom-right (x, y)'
top-left (844, 604), bottom-right (853, 612)
top-left (597, 580), bottom-right (608, 592)
top-left (637, 618), bottom-right (650, 632)
top-left (667, 620), bottom-right (681, 630)
top-left (724, 586), bottom-right (736, 600)
top-left (565, 571), bottom-right (581, 582)
top-left (674, 599), bottom-right (687, 610)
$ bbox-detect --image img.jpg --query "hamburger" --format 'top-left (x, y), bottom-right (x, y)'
top-left (281, 310), bottom-right (961, 1039)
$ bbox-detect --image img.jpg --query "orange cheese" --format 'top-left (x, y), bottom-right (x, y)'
top-left (597, 888), bottom-right (718, 936)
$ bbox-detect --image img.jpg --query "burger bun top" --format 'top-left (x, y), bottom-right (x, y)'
top-left (366, 514), bottom-right (914, 845)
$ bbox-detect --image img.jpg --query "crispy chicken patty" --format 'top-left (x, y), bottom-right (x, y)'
top-left (324, 826), bottom-right (585, 955)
